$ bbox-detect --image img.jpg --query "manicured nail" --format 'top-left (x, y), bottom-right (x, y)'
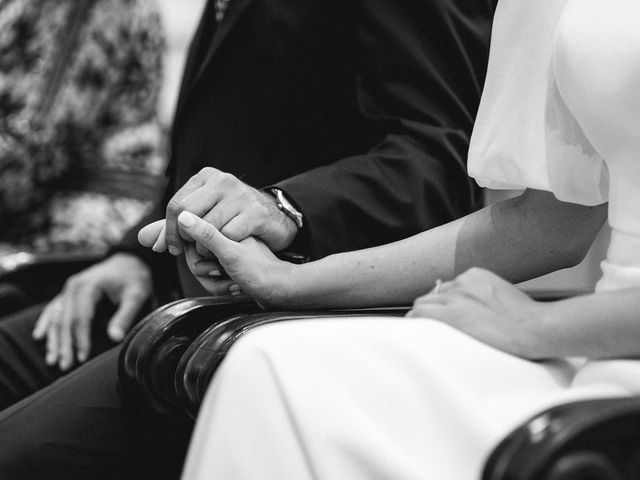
top-left (208, 269), bottom-right (221, 277)
top-left (168, 246), bottom-right (180, 256)
top-left (109, 327), bottom-right (124, 342)
top-left (178, 211), bottom-right (196, 228)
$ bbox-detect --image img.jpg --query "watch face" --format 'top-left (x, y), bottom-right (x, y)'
top-left (273, 189), bottom-right (303, 229)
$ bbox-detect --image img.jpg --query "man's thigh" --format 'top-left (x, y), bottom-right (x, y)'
top-left (0, 348), bottom-right (135, 479)
top-left (0, 307), bottom-right (192, 480)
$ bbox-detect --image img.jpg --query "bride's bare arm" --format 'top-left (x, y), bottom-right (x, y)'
top-left (536, 288), bottom-right (640, 358)
top-left (172, 189), bottom-right (606, 309)
top-left (288, 189), bottom-right (606, 308)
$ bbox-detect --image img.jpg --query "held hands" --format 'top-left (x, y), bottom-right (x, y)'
top-left (139, 218), bottom-right (227, 294)
top-left (184, 211), bottom-right (292, 304)
top-left (407, 268), bottom-right (547, 358)
top-left (163, 168), bottom-right (297, 256)
top-left (139, 212), bottom-right (292, 304)
top-left (32, 253), bottom-right (152, 371)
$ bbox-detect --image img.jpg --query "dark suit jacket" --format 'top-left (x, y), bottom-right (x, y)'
top-left (119, 0), bottom-right (496, 295)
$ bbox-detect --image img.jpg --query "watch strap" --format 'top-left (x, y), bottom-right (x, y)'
top-left (269, 188), bottom-right (304, 229)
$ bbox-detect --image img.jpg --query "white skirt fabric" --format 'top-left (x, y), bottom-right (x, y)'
top-left (181, 318), bottom-right (640, 480)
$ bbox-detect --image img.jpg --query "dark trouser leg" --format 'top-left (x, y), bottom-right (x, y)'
top-left (0, 304), bottom-right (192, 479)
top-left (0, 302), bottom-right (117, 409)
top-left (0, 348), bottom-right (134, 479)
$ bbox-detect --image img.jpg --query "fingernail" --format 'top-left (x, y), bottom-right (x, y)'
top-left (77, 352), bottom-right (88, 363)
top-left (168, 246), bottom-right (180, 256)
top-left (46, 353), bottom-right (56, 365)
top-left (109, 327), bottom-right (124, 342)
top-left (178, 211), bottom-right (196, 228)
top-left (152, 241), bottom-right (162, 253)
top-left (230, 290), bottom-right (241, 296)
top-left (229, 284), bottom-right (240, 292)
top-left (208, 269), bottom-right (221, 277)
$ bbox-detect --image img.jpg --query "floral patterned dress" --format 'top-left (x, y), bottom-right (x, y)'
top-left (0, 0), bottom-right (166, 256)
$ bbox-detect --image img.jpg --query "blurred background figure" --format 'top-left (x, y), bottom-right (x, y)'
top-left (156, 0), bottom-right (206, 128)
top-left (0, 0), bottom-right (166, 258)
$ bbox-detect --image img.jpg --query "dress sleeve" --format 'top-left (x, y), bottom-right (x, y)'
top-left (467, 0), bottom-right (608, 206)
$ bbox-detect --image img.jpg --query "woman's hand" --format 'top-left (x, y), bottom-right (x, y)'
top-left (176, 211), bottom-right (295, 306)
top-left (407, 268), bottom-right (548, 358)
top-left (183, 243), bottom-right (232, 295)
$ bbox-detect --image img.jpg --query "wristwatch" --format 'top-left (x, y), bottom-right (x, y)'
top-left (268, 188), bottom-right (304, 229)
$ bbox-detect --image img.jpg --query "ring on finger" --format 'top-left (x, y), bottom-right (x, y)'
top-left (51, 299), bottom-right (64, 312)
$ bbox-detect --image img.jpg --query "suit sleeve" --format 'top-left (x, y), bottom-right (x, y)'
top-left (275, 0), bottom-right (496, 260)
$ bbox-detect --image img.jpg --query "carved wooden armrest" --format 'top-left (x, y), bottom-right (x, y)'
top-left (118, 295), bottom-right (408, 417)
top-left (483, 396), bottom-right (640, 480)
top-left (117, 288), bottom-right (584, 417)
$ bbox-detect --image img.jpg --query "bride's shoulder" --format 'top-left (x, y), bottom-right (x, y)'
top-left (554, 0), bottom-right (640, 165)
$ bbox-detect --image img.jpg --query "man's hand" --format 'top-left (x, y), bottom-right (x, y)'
top-left (32, 253), bottom-right (152, 371)
top-left (139, 219), bottom-right (231, 294)
top-left (164, 167), bottom-right (298, 256)
top-left (138, 219), bottom-right (168, 252)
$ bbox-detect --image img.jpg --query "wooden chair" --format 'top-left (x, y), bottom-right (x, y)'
top-left (118, 294), bottom-right (640, 479)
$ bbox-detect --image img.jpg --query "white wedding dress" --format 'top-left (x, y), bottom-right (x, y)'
top-left (182, 1), bottom-right (640, 478)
